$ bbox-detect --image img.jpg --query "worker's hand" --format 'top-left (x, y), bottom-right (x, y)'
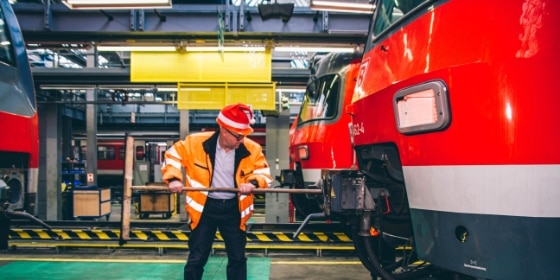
top-left (168, 180), bottom-right (184, 193)
top-left (238, 182), bottom-right (256, 194)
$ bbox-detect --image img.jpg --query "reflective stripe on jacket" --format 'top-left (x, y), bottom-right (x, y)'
top-left (161, 130), bottom-right (272, 231)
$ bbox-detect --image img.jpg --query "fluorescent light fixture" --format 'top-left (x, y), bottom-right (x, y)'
top-left (274, 46), bottom-right (355, 53)
top-left (40, 85), bottom-right (95, 90)
top-left (310, 0), bottom-right (374, 14)
top-left (97, 46), bottom-right (266, 52)
top-left (187, 46), bottom-right (266, 52)
top-left (62, 0), bottom-right (172, 10)
top-left (178, 88), bottom-right (211, 92)
top-left (97, 46), bottom-right (177, 52)
top-left (157, 87), bottom-right (178, 92)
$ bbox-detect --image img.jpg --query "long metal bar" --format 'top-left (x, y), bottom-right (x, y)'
top-left (131, 185), bottom-right (323, 194)
top-left (120, 134), bottom-right (323, 242)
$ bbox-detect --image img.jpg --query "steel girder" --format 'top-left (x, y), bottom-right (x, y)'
top-left (13, 3), bottom-right (370, 46)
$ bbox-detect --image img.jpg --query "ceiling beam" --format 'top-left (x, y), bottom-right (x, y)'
top-left (13, 3), bottom-right (370, 46)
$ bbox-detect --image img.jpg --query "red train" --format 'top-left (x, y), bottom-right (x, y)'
top-left (0, 0), bottom-right (38, 214)
top-left (285, 0), bottom-right (560, 279)
top-left (76, 139), bottom-right (168, 188)
top-left (283, 49), bottom-right (419, 278)
top-left (286, 52), bottom-right (362, 217)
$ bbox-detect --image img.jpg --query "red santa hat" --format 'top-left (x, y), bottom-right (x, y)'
top-left (216, 103), bottom-right (255, 135)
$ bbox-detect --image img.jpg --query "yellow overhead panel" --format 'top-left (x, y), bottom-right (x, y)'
top-left (130, 51), bottom-right (271, 82)
top-left (177, 82), bottom-right (276, 110)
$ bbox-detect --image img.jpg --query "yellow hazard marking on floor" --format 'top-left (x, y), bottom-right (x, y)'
top-left (295, 233), bottom-right (312, 242)
top-left (170, 230), bottom-right (189, 240)
top-left (273, 232), bottom-right (292, 242)
top-left (91, 229), bottom-right (111, 239)
top-left (251, 232), bottom-right (272, 241)
top-left (334, 232), bottom-right (351, 242)
top-left (131, 230), bottom-right (148, 240)
top-left (53, 229), bottom-right (70, 239)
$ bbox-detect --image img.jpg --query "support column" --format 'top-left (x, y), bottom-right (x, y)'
top-left (85, 88), bottom-right (98, 187)
top-left (39, 103), bottom-right (61, 220)
top-left (264, 108), bottom-right (290, 223)
top-left (85, 47), bottom-right (98, 187)
top-left (265, 109), bottom-right (290, 180)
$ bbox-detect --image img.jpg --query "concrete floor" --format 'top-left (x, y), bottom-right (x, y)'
top-left (0, 251), bottom-right (372, 280)
top-left (7, 203), bottom-right (371, 279)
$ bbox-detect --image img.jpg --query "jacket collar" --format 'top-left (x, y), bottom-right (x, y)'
top-left (202, 128), bottom-right (251, 162)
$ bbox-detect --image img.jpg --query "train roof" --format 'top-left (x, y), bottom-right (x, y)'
top-left (308, 52), bottom-right (363, 83)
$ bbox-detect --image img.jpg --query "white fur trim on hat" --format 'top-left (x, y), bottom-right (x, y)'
top-left (217, 111), bottom-right (251, 130)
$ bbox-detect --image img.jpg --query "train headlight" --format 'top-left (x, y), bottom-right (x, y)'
top-left (298, 145), bottom-right (309, 160)
top-left (393, 80), bottom-right (450, 134)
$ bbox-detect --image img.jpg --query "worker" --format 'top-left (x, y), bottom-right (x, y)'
top-left (161, 103), bottom-right (272, 280)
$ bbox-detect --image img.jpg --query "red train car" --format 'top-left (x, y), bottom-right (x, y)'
top-left (284, 48), bottom-right (419, 279)
top-left (96, 139), bottom-right (127, 186)
top-left (285, 52), bottom-right (362, 217)
top-left (0, 0), bottom-right (38, 214)
top-left (327, 0), bottom-right (560, 279)
top-left (83, 139), bottom-right (160, 188)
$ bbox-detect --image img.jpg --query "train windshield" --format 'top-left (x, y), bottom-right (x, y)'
top-left (367, 0), bottom-right (431, 50)
top-left (0, 6), bottom-right (14, 66)
top-left (297, 74), bottom-right (340, 124)
top-left (0, 1), bottom-right (36, 117)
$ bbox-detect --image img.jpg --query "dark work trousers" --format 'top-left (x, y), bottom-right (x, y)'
top-left (184, 197), bottom-right (247, 280)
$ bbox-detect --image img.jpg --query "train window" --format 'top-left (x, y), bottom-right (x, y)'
top-left (297, 74), bottom-right (340, 124)
top-left (80, 146), bottom-right (87, 160)
top-left (0, 6), bottom-right (14, 66)
top-left (98, 146), bottom-right (116, 160)
top-left (370, 0), bottom-right (429, 41)
top-left (119, 146), bottom-right (125, 160)
top-left (135, 146), bottom-right (145, 161)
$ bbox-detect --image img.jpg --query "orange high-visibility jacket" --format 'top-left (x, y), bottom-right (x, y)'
top-left (161, 131), bottom-right (272, 231)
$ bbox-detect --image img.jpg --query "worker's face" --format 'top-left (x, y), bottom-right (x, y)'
top-left (222, 128), bottom-right (245, 149)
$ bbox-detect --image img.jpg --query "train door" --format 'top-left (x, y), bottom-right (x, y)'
top-left (144, 142), bottom-right (168, 183)
top-left (133, 140), bottom-right (149, 186)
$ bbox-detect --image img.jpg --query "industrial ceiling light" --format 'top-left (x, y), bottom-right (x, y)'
top-left (97, 45), bottom-right (267, 52)
top-left (258, 1), bottom-right (294, 22)
top-left (97, 46), bottom-right (177, 52)
top-left (310, 0), bottom-right (374, 14)
top-left (186, 46), bottom-right (266, 52)
top-left (274, 46), bottom-right (355, 53)
top-left (62, 0), bottom-right (172, 10)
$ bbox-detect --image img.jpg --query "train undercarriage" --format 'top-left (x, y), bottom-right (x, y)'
top-left (282, 143), bottom-right (478, 280)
